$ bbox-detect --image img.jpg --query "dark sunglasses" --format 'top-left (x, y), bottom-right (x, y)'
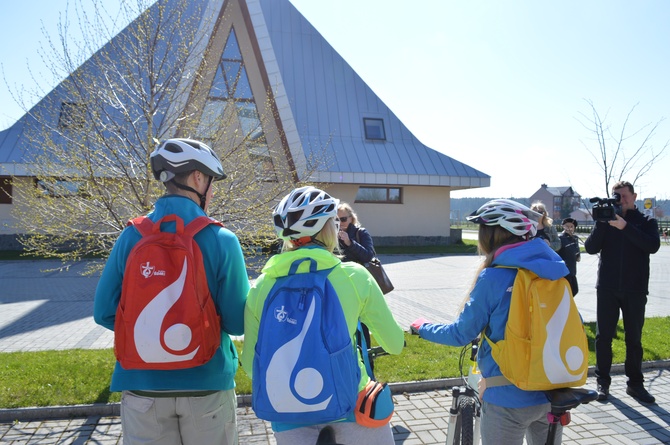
top-left (338, 216), bottom-right (349, 223)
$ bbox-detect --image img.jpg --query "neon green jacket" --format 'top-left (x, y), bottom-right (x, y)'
top-left (241, 246), bottom-right (404, 393)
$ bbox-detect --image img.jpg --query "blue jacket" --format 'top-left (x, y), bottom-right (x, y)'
top-left (93, 195), bottom-right (249, 392)
top-left (418, 238), bottom-right (569, 408)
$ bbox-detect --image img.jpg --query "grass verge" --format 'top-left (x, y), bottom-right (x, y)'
top-left (1, 317), bottom-right (669, 409)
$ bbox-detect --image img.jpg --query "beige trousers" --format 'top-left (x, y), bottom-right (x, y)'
top-left (120, 389), bottom-right (237, 445)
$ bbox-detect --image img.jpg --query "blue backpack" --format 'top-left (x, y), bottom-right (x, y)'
top-left (252, 258), bottom-right (360, 423)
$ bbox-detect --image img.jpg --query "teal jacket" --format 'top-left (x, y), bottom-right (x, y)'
top-left (241, 246), bottom-right (404, 430)
top-left (93, 195), bottom-right (249, 392)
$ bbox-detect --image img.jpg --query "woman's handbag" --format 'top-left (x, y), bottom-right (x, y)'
top-left (364, 258), bottom-right (394, 294)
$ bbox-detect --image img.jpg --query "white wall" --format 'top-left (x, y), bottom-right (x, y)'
top-left (0, 177), bottom-right (30, 235)
top-left (325, 184), bottom-right (451, 237)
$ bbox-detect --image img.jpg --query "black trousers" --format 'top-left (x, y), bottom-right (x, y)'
top-left (594, 288), bottom-right (647, 387)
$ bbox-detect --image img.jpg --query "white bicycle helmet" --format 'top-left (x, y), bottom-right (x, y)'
top-left (273, 186), bottom-right (339, 240)
top-left (150, 138), bottom-right (226, 182)
top-left (466, 199), bottom-right (541, 237)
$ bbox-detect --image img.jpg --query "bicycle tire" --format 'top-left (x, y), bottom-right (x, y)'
top-left (458, 397), bottom-right (475, 445)
top-left (453, 410), bottom-right (461, 445)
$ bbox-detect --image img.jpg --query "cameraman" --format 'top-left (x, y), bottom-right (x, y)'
top-left (585, 181), bottom-right (660, 404)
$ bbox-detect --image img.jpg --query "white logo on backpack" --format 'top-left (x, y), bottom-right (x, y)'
top-left (544, 286), bottom-right (585, 383)
top-left (274, 306), bottom-right (297, 324)
top-left (140, 261), bottom-right (165, 279)
top-left (266, 296), bottom-right (332, 413)
top-left (134, 259), bottom-right (199, 363)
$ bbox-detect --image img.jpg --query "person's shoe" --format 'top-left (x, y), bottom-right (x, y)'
top-left (597, 384), bottom-right (609, 401)
top-left (626, 386), bottom-right (655, 404)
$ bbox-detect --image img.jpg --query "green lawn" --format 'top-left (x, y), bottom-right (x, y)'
top-left (1, 317), bottom-right (669, 409)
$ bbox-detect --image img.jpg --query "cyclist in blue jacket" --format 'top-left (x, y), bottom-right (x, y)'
top-left (412, 199), bottom-right (569, 445)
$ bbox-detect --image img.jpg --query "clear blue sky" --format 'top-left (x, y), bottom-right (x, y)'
top-left (2, 1), bottom-right (669, 200)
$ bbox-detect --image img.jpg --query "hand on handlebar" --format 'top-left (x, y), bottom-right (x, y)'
top-left (410, 318), bottom-right (431, 335)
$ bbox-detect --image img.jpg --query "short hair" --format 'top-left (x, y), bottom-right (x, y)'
top-left (164, 170), bottom-right (194, 193)
top-left (562, 217), bottom-right (578, 228)
top-left (612, 181), bottom-right (634, 195)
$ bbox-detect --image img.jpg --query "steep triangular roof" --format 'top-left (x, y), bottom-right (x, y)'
top-left (250, 0), bottom-right (488, 188)
top-left (0, 0), bottom-right (489, 191)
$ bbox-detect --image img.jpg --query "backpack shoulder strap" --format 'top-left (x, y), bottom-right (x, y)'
top-left (184, 216), bottom-right (223, 238)
top-left (287, 257), bottom-right (336, 280)
top-left (127, 216), bottom-right (155, 237)
top-left (128, 214), bottom-right (189, 236)
top-left (288, 257), bottom-right (319, 275)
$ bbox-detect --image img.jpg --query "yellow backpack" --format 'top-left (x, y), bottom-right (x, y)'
top-left (485, 268), bottom-right (589, 391)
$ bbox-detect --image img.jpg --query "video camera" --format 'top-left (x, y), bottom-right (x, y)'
top-left (590, 193), bottom-right (622, 222)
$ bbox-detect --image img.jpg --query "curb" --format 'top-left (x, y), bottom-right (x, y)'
top-left (3, 360), bottom-right (669, 423)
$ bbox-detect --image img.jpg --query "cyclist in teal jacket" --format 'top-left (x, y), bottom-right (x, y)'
top-left (412, 199), bottom-right (570, 445)
top-left (94, 139), bottom-right (249, 445)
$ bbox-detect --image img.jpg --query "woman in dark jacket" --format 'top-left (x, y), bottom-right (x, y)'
top-left (337, 202), bottom-right (376, 263)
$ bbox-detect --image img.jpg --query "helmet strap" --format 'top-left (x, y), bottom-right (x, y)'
top-left (171, 175), bottom-right (212, 211)
top-left (311, 238), bottom-right (327, 248)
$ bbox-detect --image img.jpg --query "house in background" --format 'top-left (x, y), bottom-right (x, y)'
top-left (529, 184), bottom-right (581, 222)
top-left (0, 0), bottom-right (490, 246)
top-left (570, 207), bottom-right (593, 222)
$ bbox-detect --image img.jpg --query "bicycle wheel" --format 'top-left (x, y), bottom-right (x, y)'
top-left (457, 397), bottom-right (475, 445)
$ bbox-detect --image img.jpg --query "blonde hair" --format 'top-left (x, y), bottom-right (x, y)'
top-left (281, 218), bottom-right (339, 254)
top-left (337, 202), bottom-right (360, 227)
top-left (530, 201), bottom-right (553, 226)
top-left (457, 224), bottom-right (522, 313)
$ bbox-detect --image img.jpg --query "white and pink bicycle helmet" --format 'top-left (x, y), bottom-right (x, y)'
top-left (273, 186), bottom-right (339, 240)
top-left (467, 199), bottom-right (541, 237)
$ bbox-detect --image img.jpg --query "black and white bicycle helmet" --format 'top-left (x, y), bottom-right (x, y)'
top-left (273, 186), bottom-right (339, 240)
top-left (150, 138), bottom-right (226, 182)
top-left (466, 199), bottom-right (541, 237)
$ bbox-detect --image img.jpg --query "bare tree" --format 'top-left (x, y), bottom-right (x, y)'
top-left (577, 99), bottom-right (669, 197)
top-left (7, 0), bottom-right (321, 270)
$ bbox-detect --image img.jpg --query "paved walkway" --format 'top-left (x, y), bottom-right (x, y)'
top-left (1, 245), bottom-right (669, 444)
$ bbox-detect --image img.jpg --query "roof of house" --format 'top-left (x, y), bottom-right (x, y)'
top-left (1, 0), bottom-right (489, 189)
top-left (534, 184), bottom-right (581, 198)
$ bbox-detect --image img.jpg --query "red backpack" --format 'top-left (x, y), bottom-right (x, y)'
top-left (114, 214), bottom-right (222, 370)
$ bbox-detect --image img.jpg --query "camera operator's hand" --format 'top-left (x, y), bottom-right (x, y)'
top-left (608, 214), bottom-right (627, 231)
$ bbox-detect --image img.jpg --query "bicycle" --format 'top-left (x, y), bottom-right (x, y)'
top-left (445, 338), bottom-right (482, 445)
top-left (409, 325), bottom-right (482, 445)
